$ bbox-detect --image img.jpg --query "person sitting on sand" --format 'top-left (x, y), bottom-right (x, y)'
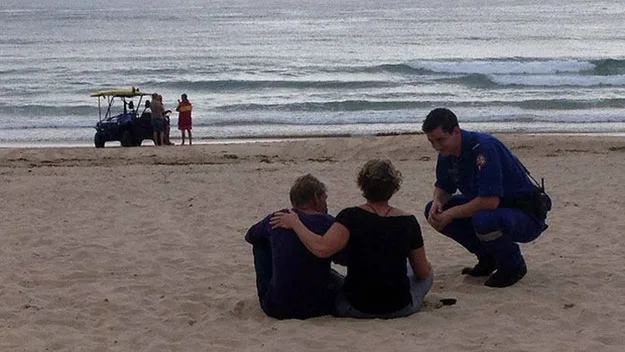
top-left (245, 174), bottom-right (343, 320)
top-left (271, 160), bottom-right (433, 319)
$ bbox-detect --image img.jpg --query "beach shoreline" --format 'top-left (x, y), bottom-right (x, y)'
top-left (1, 129), bottom-right (624, 150)
top-left (1, 121), bottom-right (625, 149)
top-left (1, 133), bottom-right (625, 351)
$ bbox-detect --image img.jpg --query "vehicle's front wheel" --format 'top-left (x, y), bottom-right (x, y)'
top-left (120, 130), bottom-right (134, 147)
top-left (94, 132), bottom-right (105, 148)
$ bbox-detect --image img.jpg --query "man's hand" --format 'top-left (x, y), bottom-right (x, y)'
top-left (428, 200), bottom-right (443, 218)
top-left (429, 209), bottom-right (453, 232)
top-left (427, 200), bottom-right (443, 229)
top-left (269, 209), bottom-right (300, 230)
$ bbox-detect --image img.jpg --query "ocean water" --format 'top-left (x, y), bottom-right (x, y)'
top-left (1, 0), bottom-right (625, 145)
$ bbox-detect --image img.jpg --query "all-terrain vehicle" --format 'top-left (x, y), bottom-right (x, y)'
top-left (91, 88), bottom-right (154, 148)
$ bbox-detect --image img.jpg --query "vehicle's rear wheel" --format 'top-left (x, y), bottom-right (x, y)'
top-left (94, 132), bottom-right (105, 148)
top-left (120, 130), bottom-right (134, 147)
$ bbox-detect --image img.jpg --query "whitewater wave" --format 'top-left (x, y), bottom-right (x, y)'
top-left (407, 59), bottom-right (594, 75)
top-left (2, 111), bottom-right (624, 131)
top-left (441, 73), bottom-right (625, 88)
top-left (145, 79), bottom-right (399, 91)
top-left (488, 74), bottom-right (625, 87)
top-left (4, 59), bottom-right (625, 89)
top-left (215, 98), bottom-right (625, 113)
top-left (5, 96), bottom-right (625, 121)
top-left (404, 58), bottom-right (625, 76)
top-left (269, 59), bottom-right (625, 77)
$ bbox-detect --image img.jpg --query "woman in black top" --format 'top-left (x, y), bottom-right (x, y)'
top-left (271, 159), bottom-right (433, 318)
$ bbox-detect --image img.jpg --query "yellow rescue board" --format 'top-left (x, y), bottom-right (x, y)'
top-left (90, 87), bottom-right (151, 98)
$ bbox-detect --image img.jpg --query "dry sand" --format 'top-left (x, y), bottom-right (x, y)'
top-left (1, 134), bottom-right (624, 352)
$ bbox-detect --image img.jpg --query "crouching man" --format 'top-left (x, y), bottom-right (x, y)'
top-left (422, 108), bottom-right (548, 288)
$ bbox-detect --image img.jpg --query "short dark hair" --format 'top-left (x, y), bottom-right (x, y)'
top-left (422, 108), bottom-right (459, 133)
top-left (289, 174), bottom-right (327, 208)
top-left (357, 159), bottom-right (402, 202)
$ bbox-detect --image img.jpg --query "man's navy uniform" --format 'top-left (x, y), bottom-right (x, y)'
top-left (425, 130), bottom-right (547, 278)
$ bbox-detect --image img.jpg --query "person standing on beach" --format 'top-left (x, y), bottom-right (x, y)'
top-left (422, 108), bottom-right (548, 288)
top-left (150, 93), bottom-right (165, 146)
top-left (245, 174), bottom-right (343, 319)
top-left (159, 94), bottom-right (174, 146)
top-left (176, 93), bottom-right (193, 145)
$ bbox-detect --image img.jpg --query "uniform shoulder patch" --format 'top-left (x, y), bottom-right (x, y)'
top-left (476, 154), bottom-right (487, 169)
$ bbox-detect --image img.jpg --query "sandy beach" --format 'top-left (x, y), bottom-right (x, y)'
top-left (1, 133), bottom-right (624, 352)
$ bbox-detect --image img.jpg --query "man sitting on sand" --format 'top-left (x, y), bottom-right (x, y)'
top-left (245, 174), bottom-right (343, 319)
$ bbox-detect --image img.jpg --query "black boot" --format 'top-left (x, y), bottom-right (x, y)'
top-left (461, 256), bottom-right (496, 277)
top-left (484, 259), bottom-right (527, 288)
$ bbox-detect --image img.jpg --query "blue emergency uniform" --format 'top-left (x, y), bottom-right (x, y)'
top-left (425, 130), bottom-right (546, 271)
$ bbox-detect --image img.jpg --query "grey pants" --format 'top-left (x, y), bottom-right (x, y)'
top-left (334, 268), bottom-right (434, 319)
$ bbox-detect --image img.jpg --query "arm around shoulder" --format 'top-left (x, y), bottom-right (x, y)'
top-left (292, 221), bottom-right (349, 258)
top-left (269, 210), bottom-right (350, 258)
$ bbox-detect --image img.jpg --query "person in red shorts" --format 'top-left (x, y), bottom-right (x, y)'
top-left (176, 93), bottom-right (193, 145)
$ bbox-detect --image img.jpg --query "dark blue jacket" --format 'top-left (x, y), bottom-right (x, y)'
top-left (245, 209), bottom-right (336, 319)
top-left (435, 130), bottom-right (536, 200)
